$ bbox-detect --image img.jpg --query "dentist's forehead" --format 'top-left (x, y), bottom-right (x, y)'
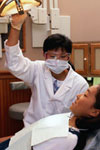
top-left (47, 51), bottom-right (68, 55)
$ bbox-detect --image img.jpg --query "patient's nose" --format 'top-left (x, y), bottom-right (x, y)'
top-left (77, 94), bottom-right (82, 99)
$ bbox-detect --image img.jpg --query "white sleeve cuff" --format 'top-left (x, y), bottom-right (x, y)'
top-left (4, 40), bottom-right (20, 52)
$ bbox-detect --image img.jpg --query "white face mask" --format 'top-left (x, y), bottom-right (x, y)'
top-left (45, 59), bottom-right (69, 74)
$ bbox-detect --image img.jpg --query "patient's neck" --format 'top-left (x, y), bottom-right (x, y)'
top-left (69, 116), bottom-right (77, 128)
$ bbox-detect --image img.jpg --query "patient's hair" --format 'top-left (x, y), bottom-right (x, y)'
top-left (74, 84), bottom-right (100, 150)
top-left (43, 33), bottom-right (72, 53)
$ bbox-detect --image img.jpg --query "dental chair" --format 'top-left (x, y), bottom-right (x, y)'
top-left (83, 129), bottom-right (100, 150)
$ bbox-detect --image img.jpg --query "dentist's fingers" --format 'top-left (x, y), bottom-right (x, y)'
top-left (11, 12), bottom-right (27, 30)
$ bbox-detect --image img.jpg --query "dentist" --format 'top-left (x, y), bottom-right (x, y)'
top-left (4, 13), bottom-right (89, 127)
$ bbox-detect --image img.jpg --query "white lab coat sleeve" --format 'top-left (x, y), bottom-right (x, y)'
top-left (4, 41), bottom-right (36, 86)
top-left (33, 132), bottom-right (78, 150)
top-left (73, 72), bottom-right (89, 95)
top-left (79, 81), bottom-right (89, 94)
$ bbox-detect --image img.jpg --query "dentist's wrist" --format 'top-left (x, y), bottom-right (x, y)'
top-left (11, 22), bottom-right (22, 30)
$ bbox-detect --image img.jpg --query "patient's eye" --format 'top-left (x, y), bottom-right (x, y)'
top-left (84, 92), bottom-right (88, 98)
top-left (84, 94), bottom-right (87, 97)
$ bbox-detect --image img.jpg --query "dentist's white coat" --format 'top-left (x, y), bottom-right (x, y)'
top-left (5, 42), bottom-right (89, 126)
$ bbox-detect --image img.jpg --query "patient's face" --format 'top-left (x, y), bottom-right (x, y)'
top-left (70, 85), bottom-right (98, 117)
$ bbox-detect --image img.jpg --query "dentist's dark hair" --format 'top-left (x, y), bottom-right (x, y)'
top-left (43, 34), bottom-right (72, 53)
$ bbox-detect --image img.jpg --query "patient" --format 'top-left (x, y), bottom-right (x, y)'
top-left (1, 84), bottom-right (100, 150)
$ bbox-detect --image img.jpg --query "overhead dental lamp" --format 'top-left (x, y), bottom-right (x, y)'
top-left (0, 0), bottom-right (42, 16)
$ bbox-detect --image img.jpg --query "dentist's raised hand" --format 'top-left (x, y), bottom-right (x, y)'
top-left (6, 12), bottom-right (27, 46)
top-left (11, 12), bottom-right (27, 30)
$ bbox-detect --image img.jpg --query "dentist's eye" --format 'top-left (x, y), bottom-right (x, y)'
top-left (60, 55), bottom-right (66, 58)
top-left (50, 56), bottom-right (56, 58)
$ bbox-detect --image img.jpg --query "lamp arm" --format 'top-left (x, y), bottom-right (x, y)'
top-left (14, 0), bottom-right (24, 15)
